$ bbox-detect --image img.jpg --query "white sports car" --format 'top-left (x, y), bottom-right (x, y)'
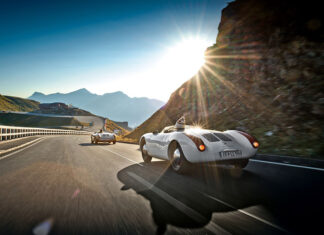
top-left (91, 131), bottom-right (116, 144)
top-left (139, 124), bottom-right (259, 173)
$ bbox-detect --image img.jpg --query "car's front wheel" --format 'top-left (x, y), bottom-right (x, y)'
top-left (140, 139), bottom-right (152, 163)
top-left (168, 141), bottom-right (191, 174)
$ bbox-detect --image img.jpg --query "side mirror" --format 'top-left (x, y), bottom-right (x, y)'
top-left (152, 130), bottom-right (159, 135)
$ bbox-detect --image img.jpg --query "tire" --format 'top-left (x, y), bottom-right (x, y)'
top-left (234, 159), bottom-right (249, 169)
top-left (168, 141), bottom-right (191, 174)
top-left (140, 139), bottom-right (152, 163)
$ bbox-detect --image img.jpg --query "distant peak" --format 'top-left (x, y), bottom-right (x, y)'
top-left (112, 91), bottom-right (125, 95)
top-left (74, 88), bottom-right (91, 93)
top-left (103, 91), bottom-right (127, 97)
top-left (31, 91), bottom-right (45, 96)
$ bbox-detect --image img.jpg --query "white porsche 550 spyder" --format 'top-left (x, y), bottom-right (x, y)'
top-left (139, 118), bottom-right (259, 173)
top-left (91, 131), bottom-right (116, 144)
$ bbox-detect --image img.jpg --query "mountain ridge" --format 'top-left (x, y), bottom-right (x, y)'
top-left (29, 89), bottom-right (165, 127)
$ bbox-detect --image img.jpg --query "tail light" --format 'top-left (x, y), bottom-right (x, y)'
top-left (237, 131), bottom-right (259, 148)
top-left (184, 133), bottom-right (206, 152)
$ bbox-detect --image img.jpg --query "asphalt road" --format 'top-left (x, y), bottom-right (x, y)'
top-left (0, 136), bottom-right (323, 235)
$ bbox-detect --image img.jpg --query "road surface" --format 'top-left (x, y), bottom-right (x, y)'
top-left (0, 136), bottom-right (322, 234)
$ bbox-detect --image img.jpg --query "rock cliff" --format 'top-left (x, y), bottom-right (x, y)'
top-left (126, 0), bottom-right (324, 158)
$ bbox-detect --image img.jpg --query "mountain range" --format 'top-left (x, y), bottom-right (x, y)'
top-left (29, 89), bottom-right (164, 127)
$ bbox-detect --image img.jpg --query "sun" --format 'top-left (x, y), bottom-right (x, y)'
top-left (160, 37), bottom-right (209, 81)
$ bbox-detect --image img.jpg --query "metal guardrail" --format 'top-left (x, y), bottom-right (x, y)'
top-left (0, 125), bottom-right (89, 141)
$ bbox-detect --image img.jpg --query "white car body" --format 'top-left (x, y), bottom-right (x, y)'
top-left (91, 132), bottom-right (116, 144)
top-left (139, 126), bottom-right (259, 172)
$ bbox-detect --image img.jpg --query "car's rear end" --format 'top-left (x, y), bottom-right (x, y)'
top-left (180, 129), bottom-right (259, 164)
top-left (96, 132), bottom-right (116, 144)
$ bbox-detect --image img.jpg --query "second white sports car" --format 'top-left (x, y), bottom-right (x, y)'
top-left (91, 131), bottom-right (116, 144)
top-left (139, 117), bottom-right (259, 173)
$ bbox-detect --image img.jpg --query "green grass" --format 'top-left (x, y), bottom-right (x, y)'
top-left (0, 95), bottom-right (39, 112)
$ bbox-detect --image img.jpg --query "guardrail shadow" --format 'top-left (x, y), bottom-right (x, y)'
top-left (117, 162), bottom-right (278, 234)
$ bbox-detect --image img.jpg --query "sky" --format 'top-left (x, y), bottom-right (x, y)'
top-left (0, 0), bottom-right (228, 101)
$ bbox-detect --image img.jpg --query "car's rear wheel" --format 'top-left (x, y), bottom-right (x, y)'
top-left (233, 159), bottom-right (249, 169)
top-left (113, 141), bottom-right (116, 144)
top-left (168, 141), bottom-right (191, 174)
top-left (140, 139), bottom-right (152, 163)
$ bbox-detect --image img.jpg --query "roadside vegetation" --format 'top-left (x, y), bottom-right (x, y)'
top-left (0, 95), bottom-right (39, 112)
top-left (105, 119), bottom-right (129, 136)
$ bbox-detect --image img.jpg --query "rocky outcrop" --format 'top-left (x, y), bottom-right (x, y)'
top-left (127, 0), bottom-right (323, 158)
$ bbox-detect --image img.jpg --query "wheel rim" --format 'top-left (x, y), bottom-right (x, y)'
top-left (171, 148), bottom-right (181, 171)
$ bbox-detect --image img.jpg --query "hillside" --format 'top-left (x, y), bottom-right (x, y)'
top-left (126, 0), bottom-right (324, 158)
top-left (105, 119), bottom-right (129, 136)
top-left (29, 89), bottom-right (164, 127)
top-left (0, 95), bottom-right (39, 112)
top-left (0, 95), bottom-right (126, 131)
top-left (0, 113), bottom-right (81, 127)
top-left (36, 102), bottom-right (94, 116)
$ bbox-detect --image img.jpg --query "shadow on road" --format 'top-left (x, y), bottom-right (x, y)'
top-left (117, 161), bottom-right (324, 234)
top-left (117, 162), bottom-right (275, 234)
top-left (79, 143), bottom-right (113, 146)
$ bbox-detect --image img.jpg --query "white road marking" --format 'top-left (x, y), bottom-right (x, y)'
top-left (127, 172), bottom-right (231, 235)
top-left (0, 138), bottom-right (45, 160)
top-left (99, 146), bottom-right (143, 166)
top-left (203, 193), bottom-right (288, 233)
top-left (250, 159), bottom-right (324, 172)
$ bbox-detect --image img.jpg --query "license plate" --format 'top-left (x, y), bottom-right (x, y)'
top-left (219, 150), bottom-right (242, 158)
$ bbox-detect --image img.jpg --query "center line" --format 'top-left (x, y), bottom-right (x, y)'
top-left (99, 147), bottom-right (143, 166)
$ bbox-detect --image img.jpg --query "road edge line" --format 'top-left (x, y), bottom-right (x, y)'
top-left (203, 193), bottom-right (288, 233)
top-left (0, 138), bottom-right (45, 160)
top-left (250, 159), bottom-right (324, 172)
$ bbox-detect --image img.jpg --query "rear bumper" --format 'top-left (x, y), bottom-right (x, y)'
top-left (187, 154), bottom-right (252, 163)
top-left (181, 143), bottom-right (256, 163)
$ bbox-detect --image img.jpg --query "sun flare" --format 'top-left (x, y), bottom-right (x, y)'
top-left (159, 37), bottom-right (209, 82)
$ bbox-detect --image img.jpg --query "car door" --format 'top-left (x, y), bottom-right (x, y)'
top-left (159, 132), bottom-right (172, 160)
top-left (148, 132), bottom-right (165, 158)
top-left (157, 127), bottom-right (176, 159)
